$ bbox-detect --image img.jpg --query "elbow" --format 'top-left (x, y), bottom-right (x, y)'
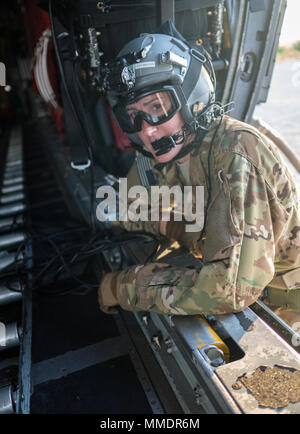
top-left (207, 281), bottom-right (264, 315)
top-left (231, 284), bottom-right (263, 313)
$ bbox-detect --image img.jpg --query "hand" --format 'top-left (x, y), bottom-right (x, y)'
top-left (165, 219), bottom-right (201, 253)
top-left (98, 270), bottom-right (120, 314)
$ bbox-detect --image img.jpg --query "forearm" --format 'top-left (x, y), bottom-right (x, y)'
top-left (101, 217), bottom-right (275, 316)
top-left (112, 250), bottom-right (270, 316)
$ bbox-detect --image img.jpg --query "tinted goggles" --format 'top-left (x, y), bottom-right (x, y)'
top-left (113, 88), bottom-right (181, 134)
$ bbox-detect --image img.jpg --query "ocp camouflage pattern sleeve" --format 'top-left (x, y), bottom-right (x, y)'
top-left (113, 151), bottom-right (278, 315)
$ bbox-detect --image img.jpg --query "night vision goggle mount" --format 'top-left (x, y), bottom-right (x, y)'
top-left (101, 40), bottom-right (153, 93)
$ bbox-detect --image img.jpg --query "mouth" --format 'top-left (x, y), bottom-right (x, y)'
top-left (150, 126), bottom-right (187, 156)
top-left (150, 136), bottom-right (177, 156)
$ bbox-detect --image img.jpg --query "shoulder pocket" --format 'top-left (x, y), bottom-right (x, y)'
top-left (202, 171), bottom-right (241, 263)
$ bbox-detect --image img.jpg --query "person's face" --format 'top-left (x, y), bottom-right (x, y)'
top-left (126, 92), bottom-right (186, 163)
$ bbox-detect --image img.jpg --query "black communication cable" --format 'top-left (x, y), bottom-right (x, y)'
top-left (35, 232), bottom-right (158, 294)
top-left (2, 228), bottom-right (159, 296)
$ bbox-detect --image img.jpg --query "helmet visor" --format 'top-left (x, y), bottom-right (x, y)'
top-left (113, 88), bottom-right (181, 134)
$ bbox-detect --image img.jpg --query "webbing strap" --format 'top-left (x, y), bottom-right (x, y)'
top-left (136, 155), bottom-right (157, 187)
top-left (53, 17), bottom-right (91, 169)
top-left (182, 49), bottom-right (205, 101)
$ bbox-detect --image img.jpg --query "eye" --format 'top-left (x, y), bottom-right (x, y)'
top-left (149, 102), bottom-right (164, 115)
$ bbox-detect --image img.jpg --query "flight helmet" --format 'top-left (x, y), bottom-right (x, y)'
top-left (106, 32), bottom-right (218, 152)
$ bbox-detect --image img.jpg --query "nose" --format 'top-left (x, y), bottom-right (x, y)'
top-left (141, 119), bottom-right (158, 137)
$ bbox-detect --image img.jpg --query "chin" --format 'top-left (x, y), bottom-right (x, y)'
top-left (152, 145), bottom-right (183, 163)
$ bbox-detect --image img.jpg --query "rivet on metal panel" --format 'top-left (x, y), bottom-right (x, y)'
top-left (194, 385), bottom-right (204, 406)
top-left (142, 314), bottom-right (149, 326)
top-left (164, 337), bottom-right (173, 354)
top-left (151, 335), bottom-right (161, 350)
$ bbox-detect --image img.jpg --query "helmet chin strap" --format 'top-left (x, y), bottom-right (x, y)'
top-left (151, 125), bottom-right (188, 157)
top-left (129, 124), bottom-right (190, 159)
top-left (129, 104), bottom-right (225, 170)
top-left (153, 127), bottom-right (207, 170)
top-left (156, 102), bottom-right (224, 166)
top-left (129, 124), bottom-right (207, 168)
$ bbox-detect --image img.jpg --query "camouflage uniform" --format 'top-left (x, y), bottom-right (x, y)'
top-left (98, 115), bottom-right (300, 316)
